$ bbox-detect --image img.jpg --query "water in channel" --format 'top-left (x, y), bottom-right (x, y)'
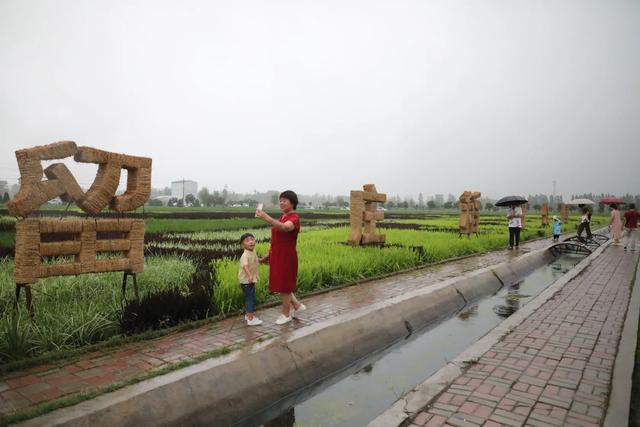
top-left (242, 254), bottom-right (584, 427)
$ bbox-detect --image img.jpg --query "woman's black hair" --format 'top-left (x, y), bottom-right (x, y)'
top-left (279, 190), bottom-right (298, 209)
top-left (630, 203), bottom-right (636, 209)
top-left (610, 203), bottom-right (618, 210)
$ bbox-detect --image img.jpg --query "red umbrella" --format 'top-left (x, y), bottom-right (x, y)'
top-left (599, 197), bottom-right (625, 205)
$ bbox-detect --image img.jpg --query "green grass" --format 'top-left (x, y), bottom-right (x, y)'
top-left (0, 212), bottom-right (610, 365)
top-left (0, 256), bottom-right (194, 363)
top-left (145, 218), bottom-right (267, 233)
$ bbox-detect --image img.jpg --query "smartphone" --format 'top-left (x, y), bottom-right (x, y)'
top-left (255, 203), bottom-right (263, 217)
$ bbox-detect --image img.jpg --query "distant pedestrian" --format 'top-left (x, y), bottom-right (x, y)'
top-left (239, 233), bottom-right (262, 326)
top-left (623, 203), bottom-right (639, 251)
top-left (609, 203), bottom-right (622, 244)
top-left (552, 216), bottom-right (562, 242)
top-left (577, 207), bottom-right (592, 243)
top-left (507, 204), bottom-right (523, 250)
top-left (255, 190), bottom-right (306, 325)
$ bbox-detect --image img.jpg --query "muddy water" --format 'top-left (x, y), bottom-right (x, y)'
top-left (241, 254), bottom-right (584, 427)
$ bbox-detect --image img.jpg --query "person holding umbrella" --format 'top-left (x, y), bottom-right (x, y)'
top-left (577, 206), bottom-right (592, 243)
top-left (496, 196), bottom-right (527, 250)
top-left (507, 204), bottom-right (524, 249)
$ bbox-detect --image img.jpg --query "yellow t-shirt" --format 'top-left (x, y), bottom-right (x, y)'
top-left (238, 250), bottom-right (259, 284)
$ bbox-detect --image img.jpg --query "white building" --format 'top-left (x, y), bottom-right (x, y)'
top-left (171, 180), bottom-right (198, 200)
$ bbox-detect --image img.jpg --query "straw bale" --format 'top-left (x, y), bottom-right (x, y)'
top-left (96, 219), bottom-right (133, 232)
top-left (39, 263), bottom-right (81, 278)
top-left (74, 146), bottom-right (113, 164)
top-left (459, 214), bottom-right (469, 229)
top-left (347, 231), bottom-right (362, 246)
top-left (14, 220), bottom-right (41, 284)
top-left (459, 191), bottom-right (471, 203)
top-left (75, 146), bottom-right (151, 168)
top-left (96, 239), bottom-right (131, 252)
top-left (18, 141), bottom-right (77, 161)
top-left (560, 204), bottom-right (569, 223)
top-left (14, 153), bottom-right (43, 184)
top-left (14, 141), bottom-right (77, 186)
top-left (361, 191), bottom-right (386, 203)
top-left (128, 220), bottom-right (144, 240)
top-left (95, 258), bottom-right (131, 273)
top-left (44, 163), bottom-right (84, 202)
top-left (363, 211), bottom-right (384, 221)
top-left (8, 180), bottom-right (65, 217)
top-left (76, 163), bottom-right (121, 215)
top-left (78, 229), bottom-right (96, 268)
top-left (540, 202), bottom-right (549, 215)
top-left (362, 233), bottom-right (386, 244)
top-left (364, 221), bottom-right (376, 235)
top-left (40, 241), bottom-right (81, 256)
top-left (80, 220), bottom-right (97, 232)
top-left (110, 166), bottom-right (151, 212)
top-left (39, 220), bottom-right (83, 234)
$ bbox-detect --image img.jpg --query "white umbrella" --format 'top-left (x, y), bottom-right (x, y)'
top-left (567, 198), bottom-right (595, 205)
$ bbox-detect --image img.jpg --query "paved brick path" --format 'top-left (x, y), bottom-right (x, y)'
top-left (0, 238), bottom-right (555, 419)
top-left (408, 245), bottom-right (639, 427)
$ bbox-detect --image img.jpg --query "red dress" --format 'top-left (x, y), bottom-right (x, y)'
top-left (268, 212), bottom-right (300, 293)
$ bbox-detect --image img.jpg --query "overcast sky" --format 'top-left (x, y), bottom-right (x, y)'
top-left (1, 0), bottom-right (639, 200)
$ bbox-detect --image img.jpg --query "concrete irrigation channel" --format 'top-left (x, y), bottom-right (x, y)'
top-left (19, 244), bottom-right (594, 427)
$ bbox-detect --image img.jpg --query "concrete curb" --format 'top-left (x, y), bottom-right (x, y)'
top-left (603, 251), bottom-right (640, 427)
top-left (15, 245), bottom-right (559, 426)
top-left (368, 241), bottom-right (611, 427)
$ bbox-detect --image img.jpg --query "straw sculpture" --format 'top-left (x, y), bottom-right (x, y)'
top-left (347, 184), bottom-right (386, 246)
top-left (459, 191), bottom-right (481, 236)
top-left (14, 219), bottom-right (145, 285)
top-left (540, 202), bottom-right (550, 226)
top-left (8, 141), bottom-right (152, 217)
top-left (8, 141), bottom-right (151, 292)
top-left (8, 141), bottom-right (78, 217)
top-left (74, 146), bottom-right (152, 215)
top-left (560, 203), bottom-right (569, 223)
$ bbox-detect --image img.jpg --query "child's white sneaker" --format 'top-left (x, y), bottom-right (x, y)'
top-left (247, 317), bottom-right (263, 326)
top-left (292, 303), bottom-right (306, 318)
top-left (275, 314), bottom-right (292, 325)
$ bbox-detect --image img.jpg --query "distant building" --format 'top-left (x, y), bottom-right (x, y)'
top-left (171, 180), bottom-right (198, 200)
top-left (0, 180), bottom-right (8, 197)
top-left (435, 194), bottom-right (444, 206)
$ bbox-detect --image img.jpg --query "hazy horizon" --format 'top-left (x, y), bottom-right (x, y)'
top-left (1, 1), bottom-right (639, 201)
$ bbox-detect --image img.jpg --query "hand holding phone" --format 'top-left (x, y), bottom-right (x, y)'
top-left (255, 203), bottom-right (264, 217)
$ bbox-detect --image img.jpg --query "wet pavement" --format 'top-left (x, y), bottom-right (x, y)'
top-left (0, 237), bottom-right (555, 421)
top-left (405, 245), bottom-right (640, 427)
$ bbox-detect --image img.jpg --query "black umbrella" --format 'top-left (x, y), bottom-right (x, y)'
top-left (495, 195), bottom-right (528, 207)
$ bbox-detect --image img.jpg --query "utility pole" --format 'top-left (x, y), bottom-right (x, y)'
top-left (182, 178), bottom-right (185, 206)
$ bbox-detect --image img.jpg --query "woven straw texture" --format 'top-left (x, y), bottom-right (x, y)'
top-left (14, 219), bottom-right (145, 285)
top-left (348, 184), bottom-right (386, 246)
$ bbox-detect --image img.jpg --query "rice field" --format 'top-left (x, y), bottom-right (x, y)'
top-left (0, 210), bottom-right (607, 364)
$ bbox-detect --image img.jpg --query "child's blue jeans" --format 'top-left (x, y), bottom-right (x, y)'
top-left (241, 283), bottom-right (256, 313)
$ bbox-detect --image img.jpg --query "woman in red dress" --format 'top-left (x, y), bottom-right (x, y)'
top-left (256, 190), bottom-right (306, 324)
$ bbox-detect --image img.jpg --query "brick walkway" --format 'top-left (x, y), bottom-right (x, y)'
top-left (0, 238), bottom-right (555, 420)
top-left (408, 245), bottom-right (639, 427)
